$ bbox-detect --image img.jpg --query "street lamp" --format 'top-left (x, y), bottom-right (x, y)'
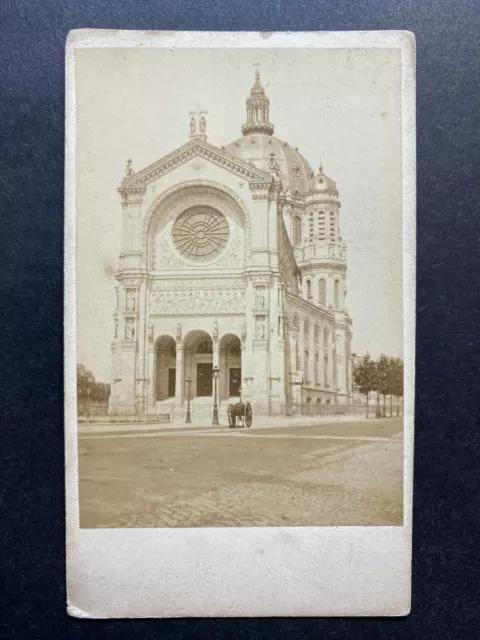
top-left (185, 377), bottom-right (192, 424)
top-left (212, 365), bottom-right (220, 426)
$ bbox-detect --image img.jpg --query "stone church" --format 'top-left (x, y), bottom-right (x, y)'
top-left (108, 71), bottom-right (353, 417)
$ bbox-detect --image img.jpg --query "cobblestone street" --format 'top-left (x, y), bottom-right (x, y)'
top-left (78, 418), bottom-right (403, 528)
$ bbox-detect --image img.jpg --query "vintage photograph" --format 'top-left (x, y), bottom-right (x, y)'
top-left (75, 42), bottom-right (405, 529)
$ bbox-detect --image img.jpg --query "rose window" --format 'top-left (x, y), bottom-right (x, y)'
top-left (172, 206), bottom-right (229, 261)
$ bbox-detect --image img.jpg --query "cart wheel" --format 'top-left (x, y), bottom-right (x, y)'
top-left (245, 403), bottom-right (253, 428)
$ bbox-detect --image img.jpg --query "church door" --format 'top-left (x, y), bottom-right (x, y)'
top-left (196, 363), bottom-right (213, 396)
top-left (229, 368), bottom-right (241, 397)
top-left (167, 369), bottom-right (176, 398)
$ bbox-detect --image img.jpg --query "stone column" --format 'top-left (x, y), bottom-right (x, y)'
top-left (147, 342), bottom-right (156, 409)
top-left (287, 326), bottom-right (301, 409)
top-left (175, 346), bottom-right (184, 406)
top-left (330, 331), bottom-right (336, 403)
top-left (219, 347), bottom-right (227, 401)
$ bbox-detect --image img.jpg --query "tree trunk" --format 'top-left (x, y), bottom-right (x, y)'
top-left (383, 394), bottom-right (386, 417)
top-left (390, 394), bottom-right (393, 417)
top-left (366, 392), bottom-right (369, 418)
top-left (376, 392), bottom-right (381, 418)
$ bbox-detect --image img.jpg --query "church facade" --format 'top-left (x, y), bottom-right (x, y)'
top-left (108, 71), bottom-right (353, 417)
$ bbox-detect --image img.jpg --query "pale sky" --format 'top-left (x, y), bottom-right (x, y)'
top-left (75, 46), bottom-right (403, 382)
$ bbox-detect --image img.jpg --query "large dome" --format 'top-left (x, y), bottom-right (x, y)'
top-left (224, 133), bottom-right (314, 196)
top-left (223, 69), bottom-right (316, 196)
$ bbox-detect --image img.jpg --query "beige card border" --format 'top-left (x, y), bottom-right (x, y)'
top-left (65, 29), bottom-right (416, 618)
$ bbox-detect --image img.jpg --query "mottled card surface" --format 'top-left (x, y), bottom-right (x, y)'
top-left (65, 30), bottom-right (415, 617)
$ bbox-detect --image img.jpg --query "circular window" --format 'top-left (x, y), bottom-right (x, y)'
top-left (172, 206), bottom-right (229, 261)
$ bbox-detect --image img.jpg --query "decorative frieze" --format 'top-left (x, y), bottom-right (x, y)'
top-left (150, 287), bottom-right (246, 315)
top-left (151, 278), bottom-right (244, 291)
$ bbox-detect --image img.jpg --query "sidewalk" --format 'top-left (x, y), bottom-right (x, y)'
top-left (77, 413), bottom-right (379, 436)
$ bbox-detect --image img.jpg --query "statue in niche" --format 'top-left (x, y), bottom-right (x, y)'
top-left (256, 287), bottom-right (266, 309)
top-left (199, 115), bottom-right (206, 133)
top-left (241, 321), bottom-right (247, 345)
top-left (126, 290), bottom-right (136, 312)
top-left (190, 116), bottom-right (196, 134)
top-left (125, 319), bottom-right (135, 341)
top-left (147, 323), bottom-right (154, 342)
top-left (256, 318), bottom-right (265, 340)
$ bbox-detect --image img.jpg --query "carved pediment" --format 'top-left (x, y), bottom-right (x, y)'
top-left (120, 139), bottom-right (273, 188)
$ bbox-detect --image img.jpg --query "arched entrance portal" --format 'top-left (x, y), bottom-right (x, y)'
top-left (183, 330), bottom-right (214, 398)
top-left (156, 336), bottom-right (176, 401)
top-left (219, 334), bottom-right (242, 401)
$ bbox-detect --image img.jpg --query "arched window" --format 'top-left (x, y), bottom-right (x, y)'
top-left (319, 279), bottom-right (326, 306)
top-left (293, 217), bottom-right (302, 246)
top-left (318, 210), bottom-right (326, 241)
top-left (304, 349), bottom-right (309, 381)
top-left (306, 279), bottom-right (312, 299)
top-left (334, 280), bottom-right (340, 309)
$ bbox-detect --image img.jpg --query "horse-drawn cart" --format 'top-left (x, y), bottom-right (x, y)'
top-left (227, 400), bottom-right (253, 428)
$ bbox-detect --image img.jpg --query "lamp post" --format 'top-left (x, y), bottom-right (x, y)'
top-left (185, 377), bottom-right (192, 424)
top-left (212, 365), bottom-right (220, 426)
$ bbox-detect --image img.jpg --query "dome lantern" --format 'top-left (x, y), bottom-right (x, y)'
top-left (241, 69), bottom-right (274, 136)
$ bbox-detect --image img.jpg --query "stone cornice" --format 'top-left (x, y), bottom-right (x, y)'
top-left (298, 262), bottom-right (347, 273)
top-left (117, 186), bottom-right (147, 207)
top-left (284, 290), bottom-right (334, 321)
top-left (120, 139), bottom-right (273, 188)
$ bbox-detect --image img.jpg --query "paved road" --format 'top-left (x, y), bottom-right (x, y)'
top-left (78, 418), bottom-right (403, 528)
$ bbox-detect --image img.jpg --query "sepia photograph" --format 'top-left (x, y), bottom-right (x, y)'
top-left (75, 40), bottom-right (406, 530)
top-left (65, 30), bottom-right (415, 617)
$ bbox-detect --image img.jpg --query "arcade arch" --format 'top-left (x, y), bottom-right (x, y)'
top-left (155, 335), bottom-right (176, 401)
